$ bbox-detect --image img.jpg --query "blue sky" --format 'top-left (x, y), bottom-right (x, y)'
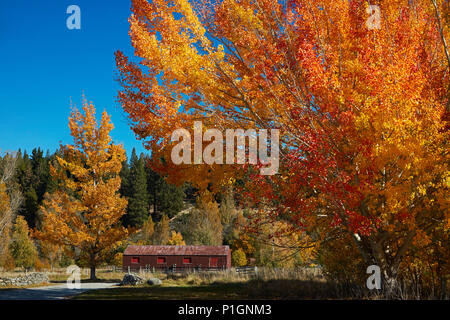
top-left (0, 0), bottom-right (146, 157)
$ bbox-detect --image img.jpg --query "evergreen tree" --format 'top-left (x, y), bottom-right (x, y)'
top-left (23, 188), bottom-right (38, 228)
top-left (119, 155), bottom-right (130, 227)
top-left (123, 149), bottom-right (149, 227)
top-left (16, 151), bottom-right (32, 192)
top-left (16, 148), bottom-right (56, 229)
top-left (145, 157), bottom-right (185, 220)
top-left (157, 181), bottom-right (185, 218)
top-left (145, 160), bottom-right (160, 219)
top-left (119, 157), bottom-right (130, 198)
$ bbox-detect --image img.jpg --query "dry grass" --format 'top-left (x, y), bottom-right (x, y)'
top-left (76, 267), bottom-right (370, 300)
top-left (2, 267), bottom-right (444, 299)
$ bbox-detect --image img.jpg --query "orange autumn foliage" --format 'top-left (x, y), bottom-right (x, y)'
top-left (35, 97), bottom-right (128, 279)
top-left (116, 0), bottom-right (449, 293)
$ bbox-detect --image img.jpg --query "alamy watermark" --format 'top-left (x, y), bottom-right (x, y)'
top-left (366, 5), bottom-right (381, 30)
top-left (66, 264), bottom-right (81, 289)
top-left (171, 121), bottom-right (279, 175)
top-left (66, 5), bottom-right (81, 30)
top-left (366, 265), bottom-right (382, 290)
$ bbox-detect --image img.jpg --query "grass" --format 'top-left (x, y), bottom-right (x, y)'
top-left (0, 267), bottom-right (374, 299)
top-left (74, 268), bottom-right (364, 300)
top-left (74, 280), bottom-right (348, 300)
top-left (48, 271), bottom-right (123, 283)
top-left (74, 283), bottom-right (245, 300)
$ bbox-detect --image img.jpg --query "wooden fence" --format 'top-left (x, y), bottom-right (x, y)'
top-left (235, 266), bottom-right (258, 277)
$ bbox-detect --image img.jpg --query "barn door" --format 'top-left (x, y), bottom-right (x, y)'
top-left (209, 257), bottom-right (218, 267)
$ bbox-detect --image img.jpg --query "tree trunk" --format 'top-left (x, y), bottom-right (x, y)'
top-left (90, 265), bottom-right (97, 280)
top-left (440, 276), bottom-right (447, 300)
top-left (89, 253), bottom-right (97, 280)
top-left (380, 263), bottom-right (404, 299)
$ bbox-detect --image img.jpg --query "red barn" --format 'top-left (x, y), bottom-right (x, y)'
top-left (123, 245), bottom-right (231, 272)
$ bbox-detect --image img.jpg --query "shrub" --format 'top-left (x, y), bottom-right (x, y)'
top-left (232, 248), bottom-right (247, 267)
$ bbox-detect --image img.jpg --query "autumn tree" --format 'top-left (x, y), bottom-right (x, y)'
top-left (152, 214), bottom-right (171, 245)
top-left (0, 182), bottom-right (14, 269)
top-left (116, 0), bottom-right (449, 296)
top-left (10, 215), bottom-right (38, 271)
top-left (174, 191), bottom-right (223, 245)
top-left (231, 248), bottom-right (247, 267)
top-left (38, 240), bottom-right (65, 270)
top-left (167, 231), bottom-right (186, 245)
top-left (219, 187), bottom-right (238, 243)
top-left (134, 215), bottom-right (155, 245)
top-left (0, 153), bottom-right (22, 269)
top-left (35, 97), bottom-right (128, 280)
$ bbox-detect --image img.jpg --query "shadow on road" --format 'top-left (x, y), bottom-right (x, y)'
top-left (0, 283), bottom-right (118, 300)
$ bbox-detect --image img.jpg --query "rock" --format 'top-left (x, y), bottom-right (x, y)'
top-left (120, 273), bottom-right (144, 286)
top-left (147, 278), bottom-right (162, 286)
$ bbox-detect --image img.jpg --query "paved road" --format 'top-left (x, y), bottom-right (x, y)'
top-left (0, 282), bottom-right (118, 300)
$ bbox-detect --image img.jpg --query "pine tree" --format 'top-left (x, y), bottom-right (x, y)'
top-left (10, 215), bottom-right (38, 271)
top-left (16, 148), bottom-right (55, 229)
top-left (119, 157), bottom-right (130, 198)
top-left (157, 181), bottom-right (185, 218)
top-left (23, 188), bottom-right (38, 229)
top-left (16, 151), bottom-right (32, 191)
top-left (124, 149), bottom-right (149, 227)
top-left (145, 160), bottom-right (161, 219)
top-left (145, 158), bottom-right (185, 220)
top-left (30, 148), bottom-right (50, 202)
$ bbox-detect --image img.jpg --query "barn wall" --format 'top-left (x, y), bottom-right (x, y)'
top-left (123, 254), bottom-right (230, 271)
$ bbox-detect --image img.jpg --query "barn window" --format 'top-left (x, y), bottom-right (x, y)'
top-left (157, 257), bottom-right (166, 264)
top-left (131, 257), bottom-right (140, 264)
top-left (183, 257), bottom-right (192, 264)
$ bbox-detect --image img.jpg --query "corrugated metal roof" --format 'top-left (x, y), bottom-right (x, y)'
top-left (124, 245), bottom-right (230, 256)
